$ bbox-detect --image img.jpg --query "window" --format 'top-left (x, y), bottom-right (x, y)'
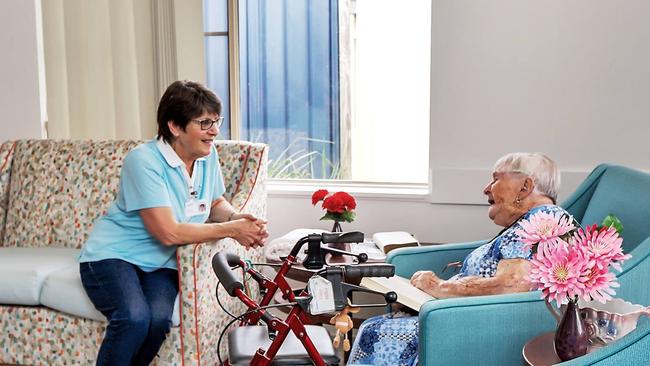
top-left (203, 0), bottom-right (430, 183)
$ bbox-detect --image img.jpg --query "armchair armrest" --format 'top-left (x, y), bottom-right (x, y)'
top-left (175, 141), bottom-right (268, 365)
top-left (418, 291), bottom-right (555, 366)
top-left (176, 238), bottom-right (263, 365)
top-left (387, 240), bottom-right (488, 279)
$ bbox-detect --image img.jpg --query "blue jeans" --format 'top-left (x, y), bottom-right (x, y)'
top-left (80, 259), bottom-right (178, 366)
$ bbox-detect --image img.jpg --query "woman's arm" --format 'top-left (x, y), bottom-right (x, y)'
top-left (410, 258), bottom-right (531, 298)
top-left (208, 197), bottom-right (262, 223)
top-left (140, 206), bottom-right (267, 248)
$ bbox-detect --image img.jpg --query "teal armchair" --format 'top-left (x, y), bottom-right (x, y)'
top-left (387, 164), bottom-right (650, 365)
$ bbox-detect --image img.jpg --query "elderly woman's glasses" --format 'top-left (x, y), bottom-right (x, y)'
top-left (191, 116), bottom-right (224, 130)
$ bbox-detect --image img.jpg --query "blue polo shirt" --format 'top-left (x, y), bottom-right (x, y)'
top-left (79, 139), bottom-right (226, 270)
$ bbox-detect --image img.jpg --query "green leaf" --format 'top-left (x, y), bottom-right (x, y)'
top-left (601, 214), bottom-right (624, 234)
top-left (319, 211), bottom-right (355, 223)
top-left (340, 211), bottom-right (356, 223)
top-left (320, 212), bottom-right (341, 222)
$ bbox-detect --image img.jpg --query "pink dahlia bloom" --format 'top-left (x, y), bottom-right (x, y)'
top-left (527, 243), bottom-right (589, 306)
top-left (580, 265), bottom-right (619, 303)
top-left (516, 211), bottom-right (576, 251)
top-left (572, 225), bottom-right (630, 272)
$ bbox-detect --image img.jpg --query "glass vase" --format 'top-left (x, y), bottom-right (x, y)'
top-left (553, 300), bottom-right (589, 361)
top-left (329, 221), bottom-right (346, 253)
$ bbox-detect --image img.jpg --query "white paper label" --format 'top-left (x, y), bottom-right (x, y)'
top-left (307, 275), bottom-right (336, 315)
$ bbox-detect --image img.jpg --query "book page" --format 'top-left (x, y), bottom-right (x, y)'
top-left (360, 275), bottom-right (435, 311)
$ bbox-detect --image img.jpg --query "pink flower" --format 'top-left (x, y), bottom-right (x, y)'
top-left (527, 243), bottom-right (589, 306)
top-left (523, 213), bottom-right (631, 305)
top-left (580, 265), bottom-right (619, 303)
top-left (516, 211), bottom-right (576, 251)
top-left (572, 225), bottom-right (630, 272)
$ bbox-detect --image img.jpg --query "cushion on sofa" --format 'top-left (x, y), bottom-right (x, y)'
top-left (40, 264), bottom-right (181, 327)
top-left (0, 247), bottom-right (79, 305)
top-left (40, 264), bottom-right (107, 322)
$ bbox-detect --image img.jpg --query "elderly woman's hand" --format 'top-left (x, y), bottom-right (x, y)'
top-left (410, 270), bottom-right (443, 292)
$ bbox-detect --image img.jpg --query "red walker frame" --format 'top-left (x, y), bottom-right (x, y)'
top-left (215, 232), bottom-right (395, 366)
top-left (223, 252), bottom-right (329, 366)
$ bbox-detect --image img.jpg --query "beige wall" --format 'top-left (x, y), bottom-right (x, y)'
top-left (42, 0), bottom-right (158, 140)
top-left (42, 0), bottom-right (205, 140)
top-left (0, 0), bottom-right (46, 140)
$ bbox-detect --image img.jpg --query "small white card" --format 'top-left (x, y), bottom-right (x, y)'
top-left (185, 198), bottom-right (209, 217)
top-left (307, 275), bottom-right (336, 315)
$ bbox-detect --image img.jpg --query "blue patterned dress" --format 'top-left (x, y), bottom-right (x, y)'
top-left (347, 204), bottom-right (569, 365)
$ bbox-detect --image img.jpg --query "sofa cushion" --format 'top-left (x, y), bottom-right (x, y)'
top-left (40, 264), bottom-right (181, 327)
top-left (40, 264), bottom-right (107, 322)
top-left (0, 247), bottom-right (79, 305)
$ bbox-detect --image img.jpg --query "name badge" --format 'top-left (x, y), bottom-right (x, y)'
top-left (185, 198), bottom-right (209, 218)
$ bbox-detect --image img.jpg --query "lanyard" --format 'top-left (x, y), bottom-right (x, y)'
top-left (181, 161), bottom-right (200, 199)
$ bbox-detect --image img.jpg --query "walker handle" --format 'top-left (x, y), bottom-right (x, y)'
top-left (344, 264), bottom-right (395, 280)
top-left (322, 231), bottom-right (364, 244)
top-left (212, 251), bottom-right (244, 297)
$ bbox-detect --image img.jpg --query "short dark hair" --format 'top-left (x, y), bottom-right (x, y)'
top-left (156, 80), bottom-right (222, 143)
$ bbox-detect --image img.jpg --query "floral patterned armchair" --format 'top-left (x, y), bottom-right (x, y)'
top-left (0, 139), bottom-right (267, 365)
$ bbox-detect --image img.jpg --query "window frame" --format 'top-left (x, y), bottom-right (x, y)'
top-left (205, 0), bottom-right (430, 196)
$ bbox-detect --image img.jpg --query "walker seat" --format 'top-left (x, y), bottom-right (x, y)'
top-left (228, 325), bottom-right (340, 365)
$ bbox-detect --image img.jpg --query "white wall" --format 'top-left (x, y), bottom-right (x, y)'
top-left (429, 0), bottom-right (650, 204)
top-left (267, 0), bottom-right (650, 243)
top-left (0, 0), bottom-right (46, 140)
top-left (268, 191), bottom-right (494, 245)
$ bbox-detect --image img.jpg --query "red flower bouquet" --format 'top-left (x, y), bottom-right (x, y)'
top-left (311, 189), bottom-right (357, 229)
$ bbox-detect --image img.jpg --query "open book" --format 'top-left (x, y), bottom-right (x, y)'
top-left (360, 275), bottom-right (435, 311)
top-left (372, 231), bottom-right (420, 254)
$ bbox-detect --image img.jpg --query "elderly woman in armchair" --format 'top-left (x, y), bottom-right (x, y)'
top-left (348, 152), bottom-right (570, 365)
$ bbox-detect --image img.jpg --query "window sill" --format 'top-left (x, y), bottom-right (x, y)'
top-left (267, 179), bottom-right (429, 201)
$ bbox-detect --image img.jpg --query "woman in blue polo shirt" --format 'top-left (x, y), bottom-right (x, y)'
top-left (79, 81), bottom-right (268, 366)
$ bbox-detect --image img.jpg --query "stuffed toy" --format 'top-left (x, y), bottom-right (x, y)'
top-left (329, 306), bottom-right (360, 351)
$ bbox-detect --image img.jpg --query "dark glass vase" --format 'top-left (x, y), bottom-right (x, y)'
top-left (329, 221), bottom-right (346, 253)
top-left (554, 300), bottom-right (589, 361)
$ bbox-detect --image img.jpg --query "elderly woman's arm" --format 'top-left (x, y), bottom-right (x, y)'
top-left (410, 259), bottom-right (531, 298)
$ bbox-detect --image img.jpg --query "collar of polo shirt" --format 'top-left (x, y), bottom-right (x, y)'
top-left (155, 138), bottom-right (207, 168)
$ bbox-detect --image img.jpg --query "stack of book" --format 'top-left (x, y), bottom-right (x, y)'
top-left (371, 231), bottom-right (420, 253)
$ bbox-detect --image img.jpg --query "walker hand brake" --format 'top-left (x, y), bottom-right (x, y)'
top-left (319, 264), bottom-right (397, 311)
top-left (302, 231), bottom-right (365, 269)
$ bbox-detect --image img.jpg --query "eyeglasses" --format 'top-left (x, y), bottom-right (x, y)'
top-left (191, 116), bottom-right (224, 130)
